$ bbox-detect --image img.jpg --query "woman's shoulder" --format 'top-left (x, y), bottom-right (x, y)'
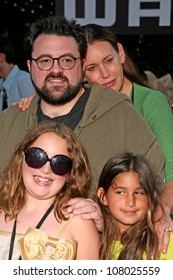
top-left (134, 82), bottom-right (166, 98)
top-left (134, 82), bottom-right (171, 109)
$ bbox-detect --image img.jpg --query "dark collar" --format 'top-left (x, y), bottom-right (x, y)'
top-left (37, 88), bottom-right (90, 130)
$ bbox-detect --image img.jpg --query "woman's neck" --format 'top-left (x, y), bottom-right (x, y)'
top-left (120, 78), bottom-right (132, 96)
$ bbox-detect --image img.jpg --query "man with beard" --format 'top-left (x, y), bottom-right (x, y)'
top-left (0, 16), bottom-right (171, 243)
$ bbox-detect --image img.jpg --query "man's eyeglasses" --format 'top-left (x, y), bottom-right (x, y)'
top-left (31, 55), bottom-right (80, 71)
top-left (25, 147), bottom-right (72, 176)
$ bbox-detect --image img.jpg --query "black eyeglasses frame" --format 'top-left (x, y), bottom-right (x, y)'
top-left (31, 54), bottom-right (81, 71)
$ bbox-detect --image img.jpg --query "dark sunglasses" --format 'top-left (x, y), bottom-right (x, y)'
top-left (25, 147), bottom-right (72, 176)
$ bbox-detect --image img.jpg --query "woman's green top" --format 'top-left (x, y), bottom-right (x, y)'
top-left (130, 83), bottom-right (173, 183)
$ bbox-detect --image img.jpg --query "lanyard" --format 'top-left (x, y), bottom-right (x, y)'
top-left (8, 203), bottom-right (54, 260)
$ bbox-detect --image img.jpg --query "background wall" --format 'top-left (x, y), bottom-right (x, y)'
top-left (0, 0), bottom-right (172, 78)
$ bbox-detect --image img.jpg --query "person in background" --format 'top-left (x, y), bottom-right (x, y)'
top-left (0, 34), bottom-right (34, 110)
top-left (0, 16), bottom-right (169, 251)
top-left (97, 152), bottom-right (173, 260)
top-left (0, 121), bottom-right (100, 260)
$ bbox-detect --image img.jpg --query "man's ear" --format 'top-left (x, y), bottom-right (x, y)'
top-left (27, 59), bottom-right (31, 72)
top-left (97, 187), bottom-right (108, 205)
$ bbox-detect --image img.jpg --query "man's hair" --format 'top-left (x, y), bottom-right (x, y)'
top-left (0, 35), bottom-right (15, 63)
top-left (24, 15), bottom-right (87, 60)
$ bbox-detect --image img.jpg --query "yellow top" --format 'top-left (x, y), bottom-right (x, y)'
top-left (111, 232), bottom-right (173, 260)
top-left (0, 215), bottom-right (77, 260)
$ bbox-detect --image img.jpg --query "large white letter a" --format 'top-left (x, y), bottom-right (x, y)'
top-left (128, 0), bottom-right (171, 27)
